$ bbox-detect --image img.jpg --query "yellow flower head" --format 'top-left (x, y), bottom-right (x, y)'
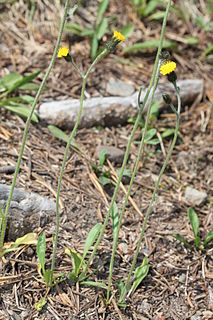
top-left (113, 30), bottom-right (125, 42)
top-left (57, 47), bottom-right (69, 58)
top-left (160, 61), bottom-right (176, 75)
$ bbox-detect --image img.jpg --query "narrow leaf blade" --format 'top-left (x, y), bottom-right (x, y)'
top-left (203, 229), bottom-right (213, 247)
top-left (172, 233), bottom-right (191, 248)
top-left (96, 18), bottom-right (108, 40)
top-left (97, 0), bottom-right (109, 21)
top-left (37, 232), bottom-right (46, 275)
top-left (188, 208), bottom-right (199, 239)
top-left (80, 280), bottom-right (107, 289)
top-left (132, 257), bottom-right (149, 294)
top-left (111, 202), bottom-right (119, 241)
top-left (83, 223), bottom-right (102, 259)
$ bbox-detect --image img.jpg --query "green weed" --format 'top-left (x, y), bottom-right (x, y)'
top-left (172, 208), bottom-right (213, 251)
top-left (0, 71), bottom-right (41, 122)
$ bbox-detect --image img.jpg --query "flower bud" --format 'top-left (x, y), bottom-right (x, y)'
top-left (162, 93), bottom-right (172, 104)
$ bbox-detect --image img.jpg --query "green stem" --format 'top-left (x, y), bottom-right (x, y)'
top-left (71, 58), bottom-right (85, 78)
top-left (50, 48), bottom-right (108, 283)
top-left (107, 64), bottom-right (160, 302)
top-left (0, 0), bottom-right (71, 256)
top-left (121, 82), bottom-right (181, 302)
top-left (81, 1), bottom-right (172, 277)
top-left (106, 0), bottom-right (172, 302)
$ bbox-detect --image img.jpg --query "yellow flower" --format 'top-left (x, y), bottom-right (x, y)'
top-left (57, 47), bottom-right (69, 58)
top-left (113, 30), bottom-right (125, 42)
top-left (160, 61), bottom-right (176, 75)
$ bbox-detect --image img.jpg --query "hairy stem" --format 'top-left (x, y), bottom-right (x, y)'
top-left (0, 0), bottom-right (71, 255)
top-left (50, 49), bottom-right (108, 283)
top-left (121, 81), bottom-right (181, 301)
top-left (82, 1), bottom-right (172, 277)
top-left (107, 0), bottom-right (172, 302)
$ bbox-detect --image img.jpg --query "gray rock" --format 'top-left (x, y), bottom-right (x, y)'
top-left (118, 242), bottom-right (128, 254)
top-left (106, 78), bottom-right (135, 96)
top-left (184, 186), bottom-right (207, 206)
top-left (202, 311), bottom-right (213, 319)
top-left (0, 184), bottom-right (56, 241)
top-left (39, 79), bottom-right (204, 129)
top-left (178, 274), bottom-right (186, 283)
top-left (96, 145), bottom-right (125, 164)
top-left (190, 315), bottom-right (201, 320)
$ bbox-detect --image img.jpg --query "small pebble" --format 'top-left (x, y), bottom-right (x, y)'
top-left (96, 145), bottom-right (125, 164)
top-left (184, 187), bottom-right (207, 206)
top-left (106, 78), bottom-right (135, 97)
top-left (118, 242), bottom-right (128, 254)
top-left (178, 274), bottom-right (186, 283)
top-left (202, 310), bottom-right (213, 318)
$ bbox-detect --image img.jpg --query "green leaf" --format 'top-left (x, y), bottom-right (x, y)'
top-left (69, 249), bottom-right (82, 276)
top-left (131, 256), bottom-right (149, 294)
top-left (48, 125), bottom-right (69, 142)
top-left (124, 40), bottom-right (176, 54)
top-left (69, 272), bottom-right (77, 283)
top-left (200, 44), bottom-right (213, 60)
top-left (80, 280), bottom-right (107, 289)
top-left (37, 232), bottom-right (46, 276)
top-left (19, 82), bottom-right (39, 90)
top-left (188, 208), bottom-right (199, 239)
top-left (143, 0), bottom-right (158, 17)
top-left (6, 70), bottom-right (41, 94)
top-left (149, 11), bottom-right (165, 20)
top-left (83, 223), bottom-right (102, 260)
top-left (117, 279), bottom-right (126, 299)
top-left (194, 236), bottom-right (201, 249)
top-left (14, 232), bottom-right (37, 246)
top-left (172, 233), bottom-right (191, 248)
top-left (0, 72), bottom-right (22, 90)
top-left (161, 128), bottom-right (175, 139)
top-left (120, 23), bottom-right (134, 38)
top-left (150, 101), bottom-right (160, 117)
top-left (81, 28), bottom-right (95, 37)
top-left (98, 149), bottom-right (107, 167)
top-left (143, 128), bottom-right (157, 143)
top-left (97, 0), bottom-right (109, 21)
top-left (186, 37), bottom-right (199, 45)
top-left (91, 34), bottom-right (98, 60)
top-left (145, 138), bottom-right (160, 145)
top-left (203, 229), bottom-right (213, 247)
top-left (2, 232), bottom-right (37, 255)
top-left (20, 95), bottom-right (34, 103)
top-left (1, 103), bottom-right (38, 123)
top-left (116, 168), bottom-right (131, 178)
top-left (65, 23), bottom-right (84, 35)
top-left (48, 125), bottom-right (81, 151)
top-left (96, 18), bottom-right (108, 40)
top-left (98, 175), bottom-right (111, 185)
top-left (35, 297), bottom-right (47, 311)
top-left (111, 202), bottom-right (119, 241)
top-left (43, 269), bottom-right (52, 286)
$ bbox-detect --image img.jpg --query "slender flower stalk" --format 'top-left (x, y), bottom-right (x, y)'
top-left (107, 63), bottom-right (161, 301)
top-left (50, 48), bottom-right (108, 284)
top-left (120, 80), bottom-right (181, 302)
top-left (81, 1), bottom-right (172, 280)
top-left (106, 0), bottom-right (173, 302)
top-left (0, 0), bottom-right (71, 256)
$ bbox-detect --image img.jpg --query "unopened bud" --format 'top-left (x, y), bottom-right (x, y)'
top-left (162, 93), bottom-right (172, 104)
top-left (167, 71), bottom-right (177, 83)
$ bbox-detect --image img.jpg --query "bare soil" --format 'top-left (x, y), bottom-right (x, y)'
top-left (0, 1), bottom-right (212, 319)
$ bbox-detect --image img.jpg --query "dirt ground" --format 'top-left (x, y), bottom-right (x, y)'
top-left (0, 1), bottom-right (213, 319)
